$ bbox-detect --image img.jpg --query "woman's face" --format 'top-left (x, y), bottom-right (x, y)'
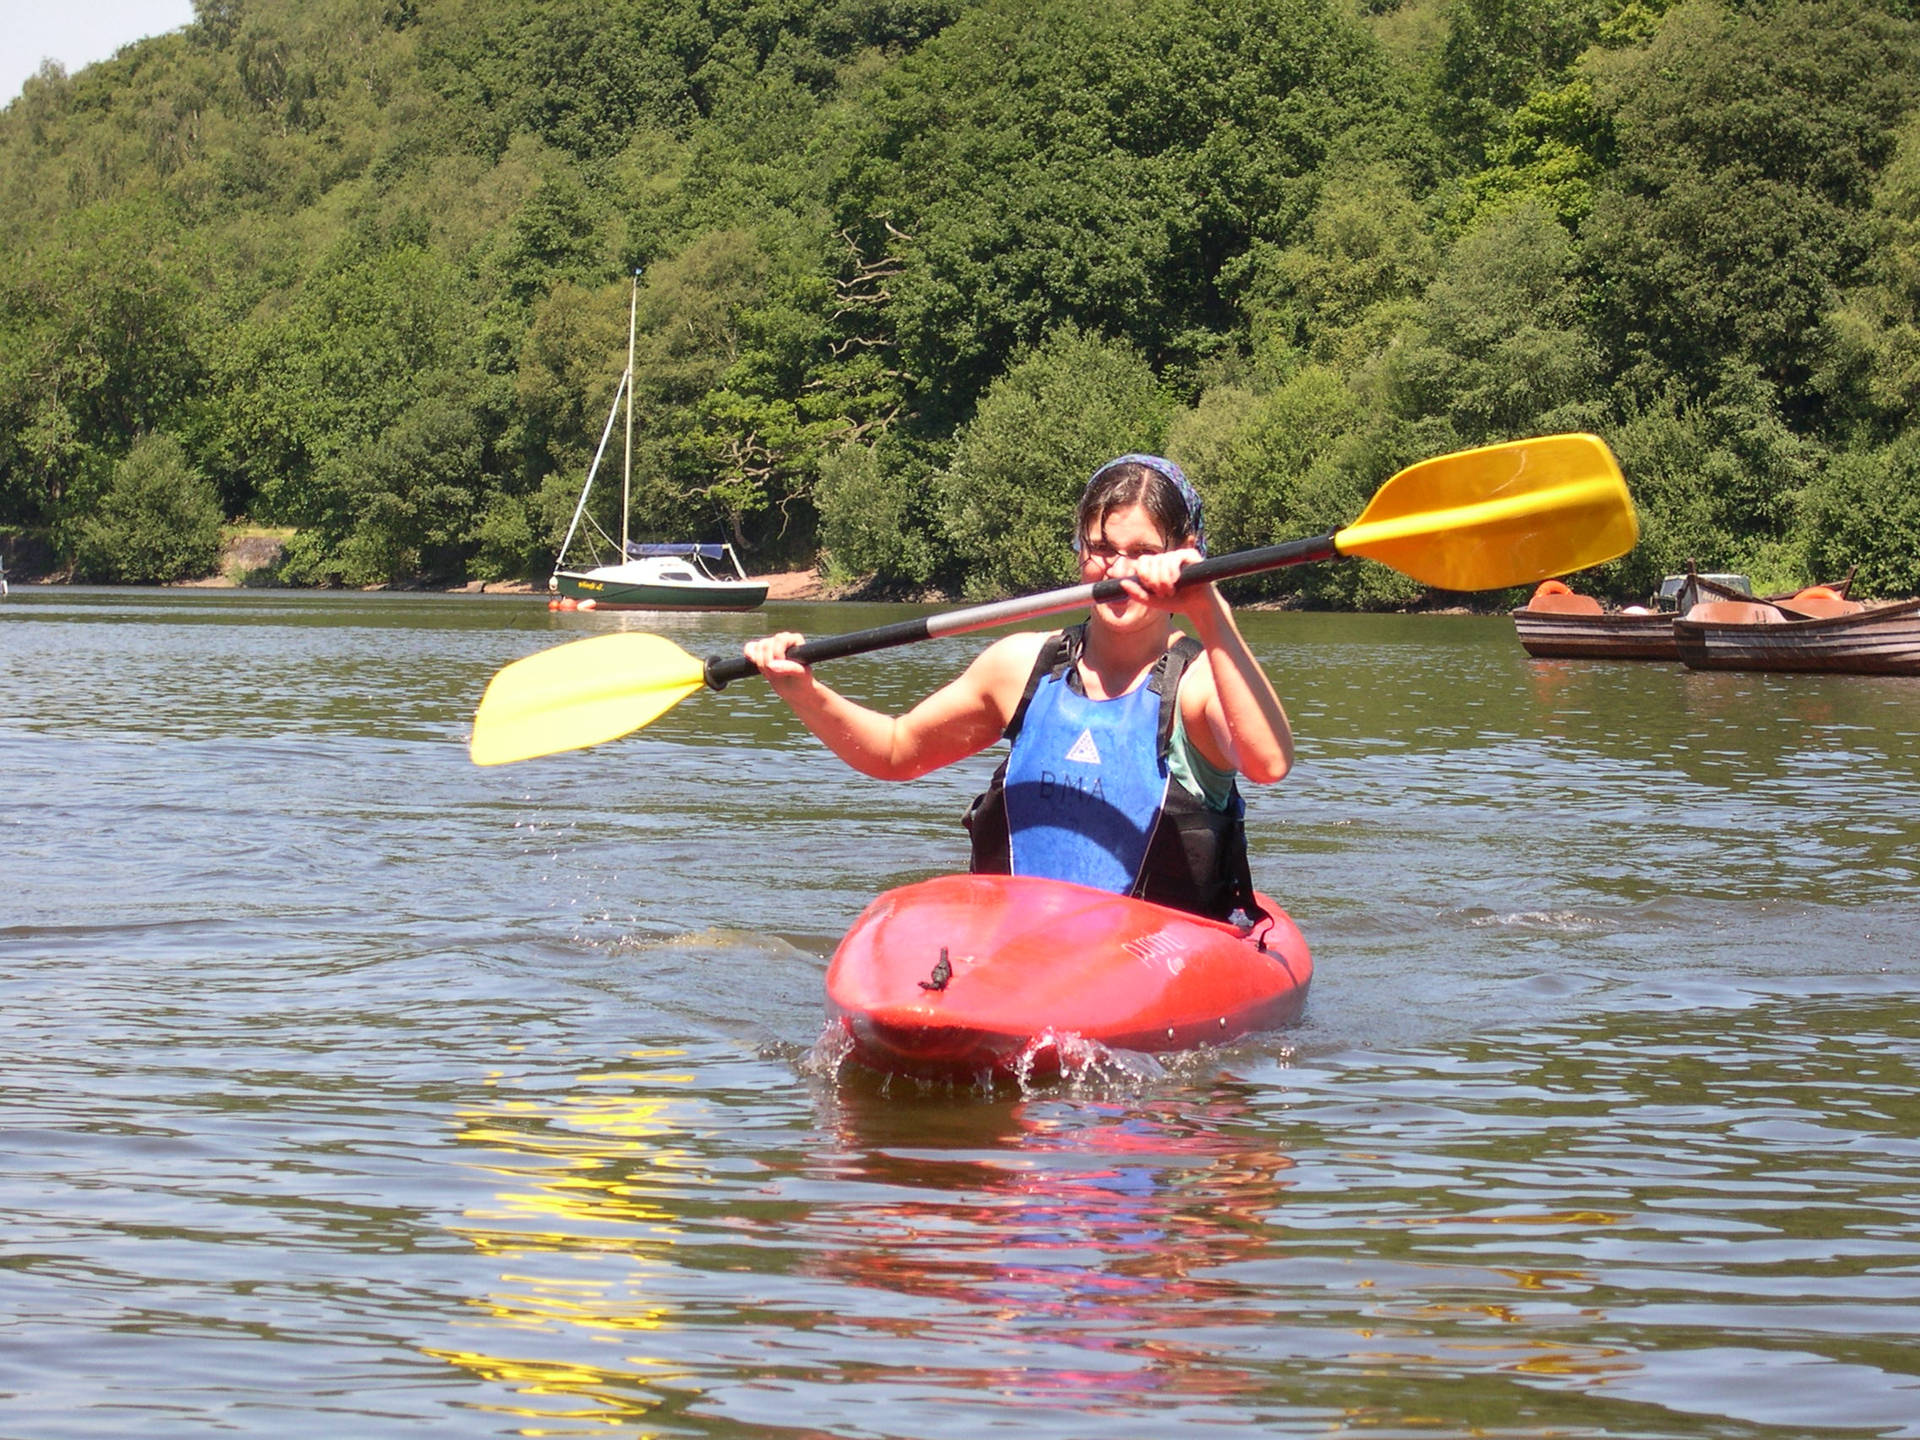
top-left (1081, 501), bottom-right (1178, 628)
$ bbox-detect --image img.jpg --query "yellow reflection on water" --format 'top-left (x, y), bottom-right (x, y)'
top-left (424, 1054), bottom-right (708, 1432)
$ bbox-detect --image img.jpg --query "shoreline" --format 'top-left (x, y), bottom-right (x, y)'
top-left (5, 565), bottom-right (834, 602)
top-left (3, 569), bottom-right (1507, 614)
top-left (4, 538), bottom-right (1507, 612)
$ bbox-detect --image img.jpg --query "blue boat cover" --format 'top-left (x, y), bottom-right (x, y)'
top-left (626, 542), bottom-right (727, 559)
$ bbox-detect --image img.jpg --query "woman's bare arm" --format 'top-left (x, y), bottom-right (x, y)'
top-left (1119, 552), bottom-right (1293, 784)
top-left (743, 630), bottom-right (1052, 780)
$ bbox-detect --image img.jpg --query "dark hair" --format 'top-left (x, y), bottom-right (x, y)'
top-left (1076, 459), bottom-right (1200, 553)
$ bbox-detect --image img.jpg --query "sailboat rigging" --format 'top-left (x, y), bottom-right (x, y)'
top-left (549, 272), bottom-right (768, 611)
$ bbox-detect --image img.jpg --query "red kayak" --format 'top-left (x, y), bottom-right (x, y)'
top-left (824, 873), bottom-right (1312, 1081)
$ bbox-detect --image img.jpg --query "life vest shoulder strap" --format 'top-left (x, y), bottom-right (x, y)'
top-left (1002, 623), bottom-right (1201, 763)
top-left (1153, 634), bottom-right (1204, 761)
top-left (1000, 624), bottom-right (1082, 744)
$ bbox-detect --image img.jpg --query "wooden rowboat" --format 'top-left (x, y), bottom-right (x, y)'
top-left (1512, 572), bottom-right (1889, 668)
top-left (1674, 592), bottom-right (1920, 675)
top-left (1510, 575), bottom-right (1749, 661)
top-left (1512, 590), bottom-right (1680, 660)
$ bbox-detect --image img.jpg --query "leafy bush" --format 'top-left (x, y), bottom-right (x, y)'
top-left (469, 492), bottom-right (542, 582)
top-left (1286, 416), bottom-right (1452, 609)
top-left (1168, 368), bottom-right (1427, 607)
top-left (282, 394), bottom-right (488, 586)
top-left (817, 439), bottom-right (941, 587)
top-left (1600, 401), bottom-right (1729, 598)
top-left (1819, 110), bottom-right (1920, 436)
top-left (1172, 365), bottom-right (1361, 556)
top-left (1236, 167), bottom-right (1436, 372)
top-left (1380, 202), bottom-right (1601, 445)
top-left (1795, 432), bottom-right (1920, 598)
top-left (73, 434), bottom-right (224, 583)
top-left (934, 328), bottom-right (1172, 598)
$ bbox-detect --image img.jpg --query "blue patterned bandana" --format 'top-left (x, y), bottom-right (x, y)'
top-left (1083, 453), bottom-right (1207, 555)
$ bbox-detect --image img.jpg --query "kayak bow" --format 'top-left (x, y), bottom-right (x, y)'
top-left (824, 874), bottom-right (1312, 1081)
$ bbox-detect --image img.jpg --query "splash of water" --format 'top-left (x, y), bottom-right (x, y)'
top-left (1012, 1029), bottom-right (1167, 1093)
top-left (803, 1017), bottom-right (855, 1079)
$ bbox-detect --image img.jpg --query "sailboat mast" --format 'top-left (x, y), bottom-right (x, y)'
top-left (621, 270), bottom-right (639, 561)
top-left (550, 367), bottom-right (627, 587)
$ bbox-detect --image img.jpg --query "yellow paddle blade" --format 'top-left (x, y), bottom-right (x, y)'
top-left (469, 632), bottom-right (707, 766)
top-left (1335, 433), bottom-right (1637, 590)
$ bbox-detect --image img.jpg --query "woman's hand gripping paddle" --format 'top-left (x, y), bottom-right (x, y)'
top-left (469, 432), bottom-right (1636, 766)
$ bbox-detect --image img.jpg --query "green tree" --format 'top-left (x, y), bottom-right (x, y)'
top-left (1168, 366), bottom-right (1434, 607)
top-left (278, 390), bottom-right (488, 586)
top-left (1456, 74), bottom-right (1613, 230)
top-left (515, 277), bottom-right (631, 492)
top-left (73, 433), bottom-right (224, 583)
top-left (1431, 0), bottom-right (1618, 170)
top-left (1235, 165), bottom-right (1437, 372)
top-left (618, 222), bottom-right (908, 560)
top-left (933, 327), bottom-right (1172, 598)
top-left (417, 0), bottom-right (701, 161)
top-left (1602, 371), bottom-right (1824, 593)
top-left (468, 490), bottom-right (546, 581)
top-left (207, 242), bottom-right (481, 528)
top-left (497, 169), bottom-right (613, 306)
top-left (816, 435), bottom-right (943, 585)
top-left (1794, 431), bottom-right (1920, 598)
top-left (1381, 201), bottom-right (1602, 442)
top-left (0, 203), bottom-right (201, 534)
top-left (840, 0), bottom-right (1404, 425)
top-left (1582, 0), bottom-right (1920, 410)
top-left (1169, 364), bottom-right (1360, 555)
top-left (625, 228), bottom-right (831, 552)
top-left (1819, 112), bottom-right (1920, 434)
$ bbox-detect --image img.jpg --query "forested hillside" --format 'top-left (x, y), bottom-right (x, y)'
top-left (3, 0), bottom-right (1917, 602)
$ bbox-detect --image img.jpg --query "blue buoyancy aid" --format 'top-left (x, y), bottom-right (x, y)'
top-left (1004, 652), bottom-right (1168, 892)
top-left (964, 625), bottom-right (1263, 920)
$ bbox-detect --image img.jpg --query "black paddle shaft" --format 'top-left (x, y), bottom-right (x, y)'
top-left (700, 531), bottom-right (1340, 690)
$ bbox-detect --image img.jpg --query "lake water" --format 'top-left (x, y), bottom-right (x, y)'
top-left (4, 587), bottom-right (1919, 1438)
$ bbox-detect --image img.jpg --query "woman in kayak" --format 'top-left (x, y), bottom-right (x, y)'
top-left (743, 455), bottom-right (1293, 919)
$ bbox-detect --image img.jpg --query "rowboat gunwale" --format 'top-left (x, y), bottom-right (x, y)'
top-left (1511, 607), bottom-right (1680, 661)
top-left (1672, 594), bottom-right (1920, 675)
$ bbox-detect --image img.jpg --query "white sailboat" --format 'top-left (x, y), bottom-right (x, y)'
top-left (549, 272), bottom-right (768, 611)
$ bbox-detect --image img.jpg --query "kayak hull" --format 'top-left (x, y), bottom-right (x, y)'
top-left (824, 874), bottom-right (1312, 1081)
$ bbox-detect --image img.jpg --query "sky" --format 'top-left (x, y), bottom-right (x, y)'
top-left (2, 0), bottom-right (198, 105)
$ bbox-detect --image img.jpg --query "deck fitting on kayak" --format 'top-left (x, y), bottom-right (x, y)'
top-left (919, 947), bottom-right (952, 992)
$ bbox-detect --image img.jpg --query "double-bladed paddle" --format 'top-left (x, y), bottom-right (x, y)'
top-left (469, 432), bottom-right (1636, 766)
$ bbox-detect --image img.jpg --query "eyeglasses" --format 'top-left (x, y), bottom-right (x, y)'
top-left (1080, 541), bottom-right (1169, 563)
